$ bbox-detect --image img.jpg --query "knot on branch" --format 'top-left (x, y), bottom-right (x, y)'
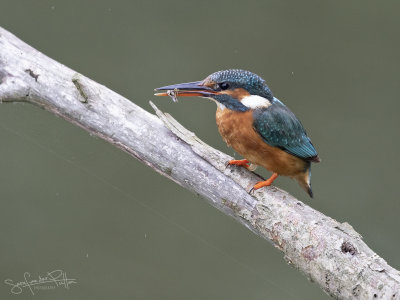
top-left (341, 241), bottom-right (357, 255)
top-left (72, 75), bottom-right (89, 103)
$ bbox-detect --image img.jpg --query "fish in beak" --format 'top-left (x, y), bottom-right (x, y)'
top-left (154, 81), bottom-right (217, 102)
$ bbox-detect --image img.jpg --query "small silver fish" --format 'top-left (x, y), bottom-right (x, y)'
top-left (167, 88), bottom-right (179, 103)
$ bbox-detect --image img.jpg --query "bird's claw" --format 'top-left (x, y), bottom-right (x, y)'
top-left (248, 173), bottom-right (279, 194)
top-left (226, 159), bottom-right (250, 169)
top-left (248, 181), bottom-right (264, 194)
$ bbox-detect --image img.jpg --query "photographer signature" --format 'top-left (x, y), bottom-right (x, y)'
top-left (4, 269), bottom-right (77, 295)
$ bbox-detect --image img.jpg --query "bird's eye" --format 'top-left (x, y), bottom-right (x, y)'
top-left (219, 82), bottom-right (230, 90)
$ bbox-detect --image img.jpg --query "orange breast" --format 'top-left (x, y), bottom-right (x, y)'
top-left (216, 107), bottom-right (307, 177)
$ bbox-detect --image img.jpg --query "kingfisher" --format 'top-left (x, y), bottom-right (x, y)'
top-left (155, 69), bottom-right (320, 197)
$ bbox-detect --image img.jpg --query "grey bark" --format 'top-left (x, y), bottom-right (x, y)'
top-left (0, 26), bottom-right (399, 299)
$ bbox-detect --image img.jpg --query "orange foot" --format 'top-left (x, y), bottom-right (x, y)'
top-left (250, 173), bottom-right (279, 193)
top-left (227, 159), bottom-right (250, 169)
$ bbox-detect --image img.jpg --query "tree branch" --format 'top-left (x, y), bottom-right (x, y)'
top-left (0, 26), bottom-right (399, 299)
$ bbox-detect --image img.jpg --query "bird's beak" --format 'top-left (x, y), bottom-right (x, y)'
top-left (154, 81), bottom-right (217, 98)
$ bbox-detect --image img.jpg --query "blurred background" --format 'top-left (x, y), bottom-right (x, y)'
top-left (0, 0), bottom-right (399, 299)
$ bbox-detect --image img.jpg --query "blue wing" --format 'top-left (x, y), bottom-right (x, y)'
top-left (252, 99), bottom-right (319, 161)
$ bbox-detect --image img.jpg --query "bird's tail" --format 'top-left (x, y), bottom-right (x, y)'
top-left (295, 163), bottom-right (313, 198)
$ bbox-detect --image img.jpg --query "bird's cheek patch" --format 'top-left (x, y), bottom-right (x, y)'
top-left (241, 95), bottom-right (272, 109)
top-left (220, 88), bottom-right (250, 100)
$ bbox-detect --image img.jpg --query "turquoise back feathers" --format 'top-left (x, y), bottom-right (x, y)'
top-left (253, 100), bottom-right (319, 162)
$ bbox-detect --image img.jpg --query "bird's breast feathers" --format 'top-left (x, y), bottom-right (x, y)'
top-left (215, 105), bottom-right (308, 176)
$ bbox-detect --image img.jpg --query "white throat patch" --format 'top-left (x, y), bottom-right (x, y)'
top-left (241, 95), bottom-right (271, 109)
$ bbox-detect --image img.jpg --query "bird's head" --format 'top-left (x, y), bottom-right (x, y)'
top-left (155, 69), bottom-right (274, 112)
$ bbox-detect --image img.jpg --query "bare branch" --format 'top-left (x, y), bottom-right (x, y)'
top-left (0, 26), bottom-right (399, 299)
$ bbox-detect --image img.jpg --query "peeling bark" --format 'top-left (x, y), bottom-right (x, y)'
top-left (0, 26), bottom-right (399, 299)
